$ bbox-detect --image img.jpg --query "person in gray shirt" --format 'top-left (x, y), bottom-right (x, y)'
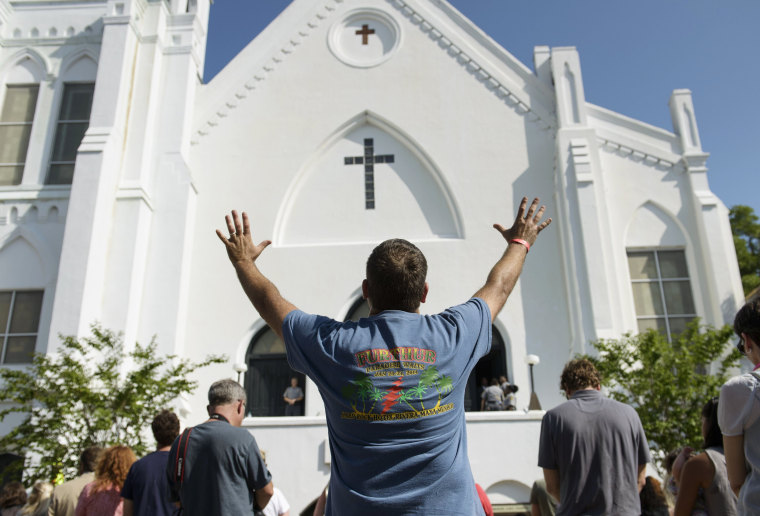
top-left (283, 377), bottom-right (304, 416)
top-left (538, 359), bottom-right (650, 516)
top-left (167, 379), bottom-right (273, 516)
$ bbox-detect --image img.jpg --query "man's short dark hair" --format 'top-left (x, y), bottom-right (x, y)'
top-left (208, 379), bottom-right (247, 406)
top-left (79, 446), bottom-right (103, 474)
top-left (366, 239), bottom-right (427, 313)
top-left (560, 359), bottom-right (601, 393)
top-left (152, 410), bottom-right (180, 448)
top-left (734, 299), bottom-right (760, 344)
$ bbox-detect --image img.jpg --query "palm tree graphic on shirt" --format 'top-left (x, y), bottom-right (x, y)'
top-left (341, 365), bottom-right (453, 415)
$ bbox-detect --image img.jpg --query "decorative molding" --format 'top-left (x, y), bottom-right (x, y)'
top-left (4, 23), bottom-right (102, 45)
top-left (115, 184), bottom-right (154, 210)
top-left (569, 138), bottom-right (593, 184)
top-left (0, 0), bottom-right (12, 28)
top-left (598, 137), bottom-right (675, 171)
top-left (0, 198), bottom-right (68, 226)
top-left (78, 126), bottom-right (112, 153)
top-left (191, 0), bottom-right (555, 145)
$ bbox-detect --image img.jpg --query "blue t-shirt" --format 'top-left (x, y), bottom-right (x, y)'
top-left (121, 450), bottom-right (174, 516)
top-left (283, 297), bottom-right (491, 516)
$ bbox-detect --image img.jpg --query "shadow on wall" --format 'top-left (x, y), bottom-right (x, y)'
top-left (486, 479), bottom-right (531, 504)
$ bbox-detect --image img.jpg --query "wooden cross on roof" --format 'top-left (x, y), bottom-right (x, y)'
top-left (355, 24), bottom-right (375, 45)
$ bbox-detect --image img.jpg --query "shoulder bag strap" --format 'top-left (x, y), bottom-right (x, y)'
top-left (174, 427), bottom-right (194, 485)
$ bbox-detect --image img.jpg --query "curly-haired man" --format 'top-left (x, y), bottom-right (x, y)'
top-left (538, 359), bottom-right (651, 515)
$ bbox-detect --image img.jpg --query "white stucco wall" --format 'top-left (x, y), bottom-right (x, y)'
top-left (0, 0), bottom-right (746, 510)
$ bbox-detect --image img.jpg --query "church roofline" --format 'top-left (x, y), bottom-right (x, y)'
top-left (192, 0), bottom-right (558, 144)
top-left (586, 102), bottom-right (684, 166)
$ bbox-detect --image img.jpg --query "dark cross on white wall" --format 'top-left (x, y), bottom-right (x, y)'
top-left (355, 24), bottom-right (375, 45)
top-left (344, 138), bottom-right (395, 210)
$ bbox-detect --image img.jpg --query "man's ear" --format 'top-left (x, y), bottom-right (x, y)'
top-left (206, 405), bottom-right (212, 416)
top-left (420, 282), bottom-right (429, 304)
top-left (362, 279), bottom-right (369, 300)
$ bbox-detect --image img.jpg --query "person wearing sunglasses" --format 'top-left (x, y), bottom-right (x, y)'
top-left (718, 299), bottom-right (760, 515)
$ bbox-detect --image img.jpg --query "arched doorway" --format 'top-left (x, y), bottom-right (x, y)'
top-left (464, 328), bottom-right (508, 411)
top-left (245, 326), bottom-right (305, 417)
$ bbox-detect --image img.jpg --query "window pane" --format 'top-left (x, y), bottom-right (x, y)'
top-left (637, 318), bottom-right (667, 334)
top-left (667, 317), bottom-right (695, 336)
top-left (628, 252), bottom-right (657, 280)
top-left (0, 292), bottom-right (11, 332)
top-left (0, 165), bottom-right (23, 186)
top-left (0, 124), bottom-right (33, 163)
top-left (658, 251), bottom-right (689, 278)
top-left (46, 164), bottom-right (75, 185)
top-left (250, 329), bottom-right (286, 356)
top-left (59, 84), bottom-right (94, 121)
top-left (632, 282), bottom-right (664, 316)
top-left (9, 291), bottom-right (43, 333)
top-left (3, 336), bottom-right (35, 364)
top-left (49, 122), bottom-right (88, 162)
top-left (663, 280), bottom-right (696, 315)
top-left (1, 85), bottom-right (39, 122)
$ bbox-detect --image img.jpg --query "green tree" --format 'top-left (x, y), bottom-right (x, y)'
top-left (729, 204), bottom-right (760, 295)
top-left (584, 321), bottom-right (740, 475)
top-left (0, 325), bottom-right (225, 483)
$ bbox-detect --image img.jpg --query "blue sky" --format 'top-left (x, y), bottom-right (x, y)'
top-left (204, 1), bottom-right (760, 217)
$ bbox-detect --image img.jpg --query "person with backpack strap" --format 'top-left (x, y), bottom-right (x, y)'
top-left (167, 379), bottom-right (273, 516)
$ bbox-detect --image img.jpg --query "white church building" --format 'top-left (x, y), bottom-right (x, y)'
top-left (0, 0), bottom-right (744, 511)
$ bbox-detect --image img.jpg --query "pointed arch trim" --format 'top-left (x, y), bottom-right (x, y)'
top-left (624, 200), bottom-right (692, 250)
top-left (0, 226), bottom-right (56, 285)
top-left (0, 48), bottom-right (49, 81)
top-left (273, 110), bottom-right (464, 244)
top-left (59, 48), bottom-right (99, 80)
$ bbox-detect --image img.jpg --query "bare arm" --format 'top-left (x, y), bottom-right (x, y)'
top-left (217, 211), bottom-right (297, 339)
top-left (674, 454), bottom-right (713, 516)
top-left (724, 434), bottom-right (747, 495)
top-left (542, 468), bottom-right (560, 502)
top-left (314, 488), bottom-right (327, 516)
top-left (121, 499), bottom-right (134, 516)
top-left (637, 463), bottom-right (647, 493)
top-left (255, 481), bottom-right (274, 511)
top-left (473, 197), bottom-right (551, 322)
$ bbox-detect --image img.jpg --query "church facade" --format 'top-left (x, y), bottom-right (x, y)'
top-left (0, 0), bottom-right (744, 510)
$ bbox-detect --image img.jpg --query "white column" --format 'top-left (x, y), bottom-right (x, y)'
top-left (551, 47), bottom-right (625, 352)
top-left (669, 90), bottom-right (744, 325)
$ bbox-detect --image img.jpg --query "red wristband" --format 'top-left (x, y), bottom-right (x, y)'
top-left (510, 238), bottom-right (530, 252)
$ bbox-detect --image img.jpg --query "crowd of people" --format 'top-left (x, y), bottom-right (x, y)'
top-left (479, 375), bottom-right (519, 411)
top-left (2, 198), bottom-right (759, 515)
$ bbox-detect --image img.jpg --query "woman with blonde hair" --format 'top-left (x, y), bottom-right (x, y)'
top-left (20, 482), bottom-right (53, 516)
top-left (75, 445), bottom-right (136, 516)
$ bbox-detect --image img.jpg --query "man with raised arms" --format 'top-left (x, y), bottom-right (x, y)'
top-left (218, 197), bottom-right (551, 515)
